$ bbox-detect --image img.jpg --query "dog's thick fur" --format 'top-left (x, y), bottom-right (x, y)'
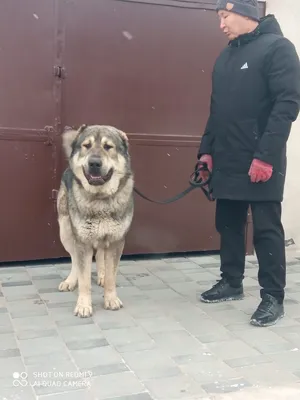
top-left (57, 125), bottom-right (134, 317)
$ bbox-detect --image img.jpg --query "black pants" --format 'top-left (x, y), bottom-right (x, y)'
top-left (216, 199), bottom-right (286, 303)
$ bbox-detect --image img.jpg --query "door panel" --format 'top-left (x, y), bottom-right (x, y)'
top-left (0, 0), bottom-right (58, 263)
top-left (59, 0), bottom-right (227, 255)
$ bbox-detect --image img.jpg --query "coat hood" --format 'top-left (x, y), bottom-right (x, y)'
top-left (229, 14), bottom-right (283, 47)
top-left (258, 14), bottom-right (283, 36)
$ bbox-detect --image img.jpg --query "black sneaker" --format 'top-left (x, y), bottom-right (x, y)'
top-left (250, 294), bottom-right (284, 327)
top-left (199, 278), bottom-right (244, 303)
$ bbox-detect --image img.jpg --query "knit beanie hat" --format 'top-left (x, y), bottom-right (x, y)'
top-left (216, 0), bottom-right (260, 21)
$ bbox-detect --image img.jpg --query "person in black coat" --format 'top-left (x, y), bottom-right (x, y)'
top-left (197, 0), bottom-right (300, 326)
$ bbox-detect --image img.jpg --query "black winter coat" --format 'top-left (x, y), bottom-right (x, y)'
top-left (198, 14), bottom-right (300, 202)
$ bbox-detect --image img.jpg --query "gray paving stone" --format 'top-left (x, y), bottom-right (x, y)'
top-left (119, 265), bottom-right (149, 275)
top-left (151, 330), bottom-right (206, 357)
top-left (102, 394), bottom-right (154, 400)
top-left (0, 333), bottom-right (18, 351)
top-left (160, 300), bottom-right (206, 320)
top-left (180, 359), bottom-right (241, 384)
top-left (233, 327), bottom-right (292, 354)
top-left (1, 281), bottom-right (32, 287)
top-left (41, 291), bottom-right (77, 304)
top-left (202, 377), bottom-right (252, 394)
top-left (38, 390), bottom-right (93, 399)
top-left (58, 323), bottom-right (104, 342)
top-left (0, 313), bottom-right (13, 333)
top-left (89, 371), bottom-right (145, 399)
top-left (195, 326), bottom-right (235, 343)
top-left (18, 336), bottom-right (67, 358)
top-left (271, 324), bottom-right (300, 345)
top-left (2, 285), bottom-right (39, 301)
top-left (188, 256), bottom-right (219, 265)
top-left (5, 293), bottom-right (41, 302)
top-left (234, 362), bottom-right (299, 386)
top-left (122, 349), bottom-right (181, 380)
top-left (81, 362), bottom-right (129, 377)
top-left (0, 266), bottom-right (26, 274)
top-left (141, 288), bottom-right (184, 301)
top-left (171, 261), bottom-right (205, 271)
top-left (0, 271), bottom-right (30, 281)
top-left (33, 278), bottom-right (62, 290)
top-left (16, 328), bottom-right (58, 340)
top-left (224, 354), bottom-right (271, 368)
top-left (93, 310), bottom-right (137, 330)
top-left (149, 269), bottom-right (192, 284)
top-left (32, 273), bottom-right (63, 280)
top-left (137, 316), bottom-right (184, 334)
top-left (27, 266), bottom-right (59, 277)
top-left (102, 326), bottom-right (156, 352)
top-left (47, 306), bottom-right (75, 321)
top-left (0, 385), bottom-right (36, 399)
top-left (167, 282), bottom-right (201, 300)
top-left (103, 326), bottom-right (152, 347)
top-left (126, 299), bottom-right (169, 320)
top-left (71, 346), bottom-right (124, 369)
top-left (172, 352), bottom-right (218, 365)
top-left (7, 298), bottom-right (48, 318)
top-left (143, 373), bottom-right (207, 399)
top-left (67, 338), bottom-right (108, 350)
top-left (268, 349), bottom-right (300, 371)
top-left (128, 275), bottom-right (167, 290)
top-left (0, 349), bottom-right (20, 358)
top-left (0, 307), bottom-right (7, 314)
top-left (0, 356), bottom-right (25, 378)
top-left (202, 309), bottom-right (249, 326)
top-left (206, 339), bottom-right (260, 360)
top-left (12, 315), bottom-right (55, 331)
top-left (56, 316), bottom-right (94, 327)
top-left (27, 360), bottom-right (87, 396)
top-left (24, 350), bottom-right (71, 366)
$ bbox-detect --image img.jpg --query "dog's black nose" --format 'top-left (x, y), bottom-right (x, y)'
top-left (88, 156), bottom-right (102, 169)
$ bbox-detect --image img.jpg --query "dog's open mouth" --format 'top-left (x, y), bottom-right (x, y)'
top-left (83, 168), bottom-right (113, 186)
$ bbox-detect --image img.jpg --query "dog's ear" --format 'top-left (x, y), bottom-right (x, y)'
top-left (117, 129), bottom-right (129, 152)
top-left (62, 125), bottom-right (87, 158)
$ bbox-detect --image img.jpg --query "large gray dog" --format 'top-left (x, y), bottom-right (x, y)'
top-left (57, 124), bottom-right (134, 317)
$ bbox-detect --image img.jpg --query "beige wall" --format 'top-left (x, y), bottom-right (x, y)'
top-left (265, 0), bottom-right (300, 245)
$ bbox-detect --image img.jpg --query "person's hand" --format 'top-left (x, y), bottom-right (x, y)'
top-left (196, 154), bottom-right (213, 182)
top-left (248, 159), bottom-right (273, 183)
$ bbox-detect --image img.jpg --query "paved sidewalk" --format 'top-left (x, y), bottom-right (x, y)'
top-left (1, 250), bottom-right (300, 399)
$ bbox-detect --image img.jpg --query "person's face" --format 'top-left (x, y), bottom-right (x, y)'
top-left (218, 10), bottom-right (250, 40)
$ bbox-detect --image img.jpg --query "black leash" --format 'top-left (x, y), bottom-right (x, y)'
top-left (133, 162), bottom-right (214, 205)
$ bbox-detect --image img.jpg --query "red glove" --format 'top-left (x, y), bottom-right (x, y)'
top-left (197, 154), bottom-right (213, 182)
top-left (248, 159), bottom-right (273, 183)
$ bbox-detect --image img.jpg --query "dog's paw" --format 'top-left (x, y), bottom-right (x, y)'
top-left (97, 274), bottom-right (105, 287)
top-left (104, 293), bottom-right (123, 311)
top-left (74, 297), bottom-right (93, 318)
top-left (58, 279), bottom-right (77, 292)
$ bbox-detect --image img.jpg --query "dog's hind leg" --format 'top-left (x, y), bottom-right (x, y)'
top-left (58, 216), bottom-right (78, 292)
top-left (103, 240), bottom-right (124, 311)
top-left (74, 246), bottom-right (93, 318)
top-left (95, 250), bottom-right (105, 287)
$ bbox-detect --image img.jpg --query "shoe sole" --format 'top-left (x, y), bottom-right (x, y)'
top-left (199, 294), bottom-right (245, 303)
top-left (250, 312), bottom-right (285, 327)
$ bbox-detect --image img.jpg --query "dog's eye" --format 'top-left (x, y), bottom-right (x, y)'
top-left (83, 142), bottom-right (91, 149)
top-left (104, 144), bottom-right (113, 151)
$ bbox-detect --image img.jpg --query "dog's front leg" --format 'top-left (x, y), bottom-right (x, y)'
top-left (74, 245), bottom-right (93, 318)
top-left (96, 249), bottom-right (105, 287)
top-left (104, 240), bottom-right (124, 311)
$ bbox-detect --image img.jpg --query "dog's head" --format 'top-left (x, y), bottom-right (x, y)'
top-left (62, 125), bottom-right (131, 194)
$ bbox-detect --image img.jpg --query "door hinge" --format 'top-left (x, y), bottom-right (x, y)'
top-left (52, 189), bottom-right (58, 201)
top-left (53, 65), bottom-right (66, 79)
